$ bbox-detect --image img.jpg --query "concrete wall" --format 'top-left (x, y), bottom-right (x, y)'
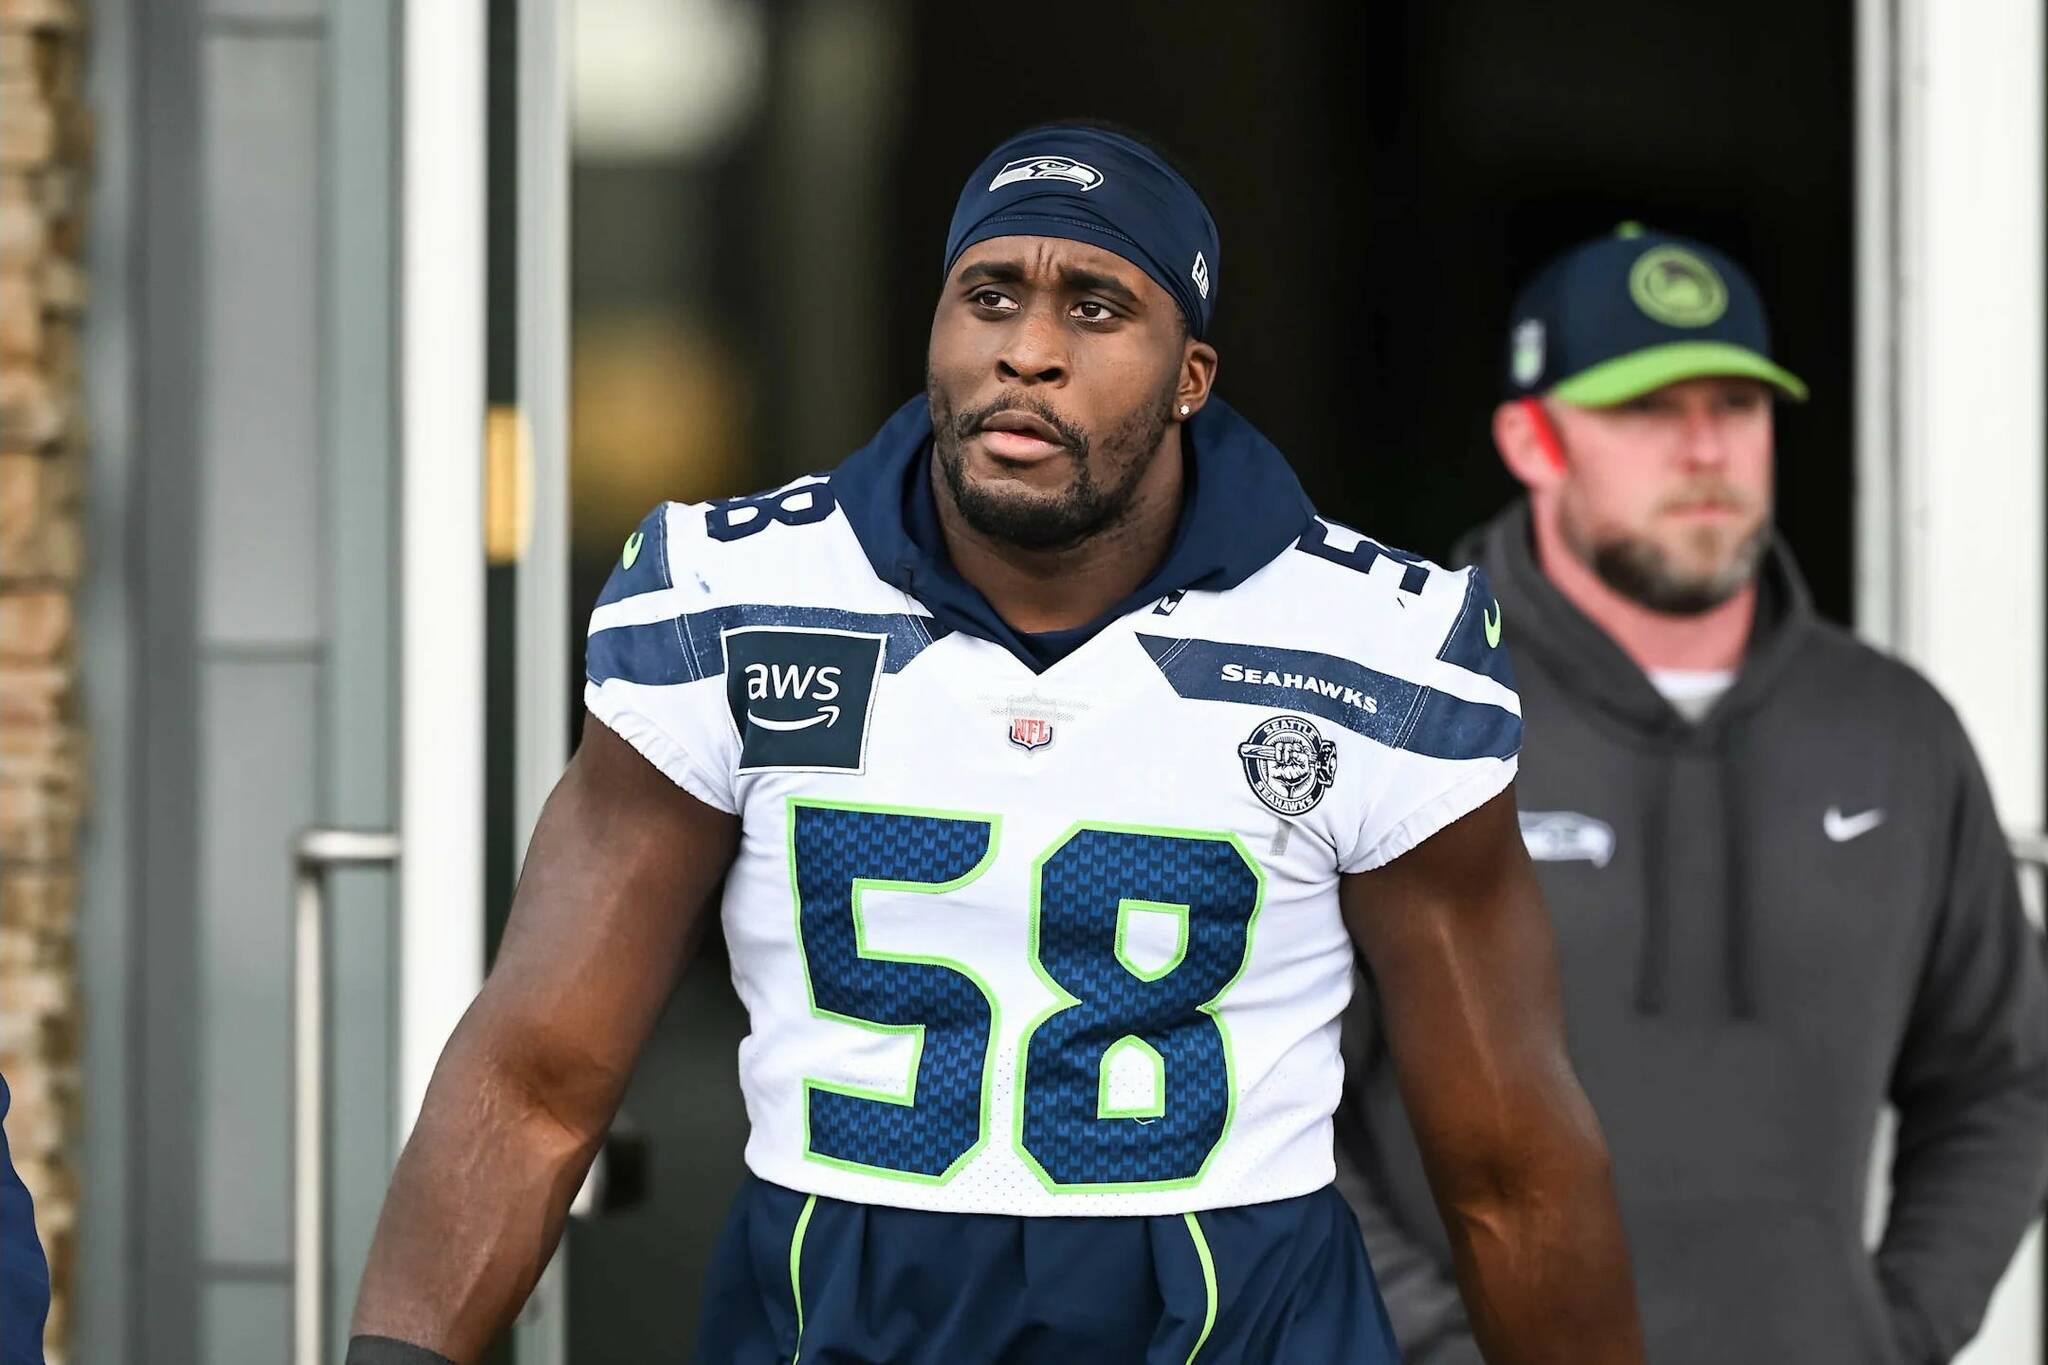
top-left (0, 3), bottom-right (90, 1361)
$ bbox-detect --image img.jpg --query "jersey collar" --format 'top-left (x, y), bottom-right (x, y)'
top-left (833, 394), bottom-right (1317, 672)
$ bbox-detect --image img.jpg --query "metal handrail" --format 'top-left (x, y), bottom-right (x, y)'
top-left (294, 827), bottom-right (402, 1365)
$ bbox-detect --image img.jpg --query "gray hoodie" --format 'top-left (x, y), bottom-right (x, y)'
top-left (1337, 503), bottom-right (2048, 1364)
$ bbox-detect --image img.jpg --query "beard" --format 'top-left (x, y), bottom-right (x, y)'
top-left (1562, 489), bottom-right (1771, 616)
top-left (926, 372), bottom-right (1178, 553)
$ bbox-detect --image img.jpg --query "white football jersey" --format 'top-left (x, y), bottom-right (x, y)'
top-left (583, 431), bottom-right (1519, 1218)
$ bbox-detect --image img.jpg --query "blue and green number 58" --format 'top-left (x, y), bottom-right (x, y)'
top-left (788, 799), bottom-right (1265, 1192)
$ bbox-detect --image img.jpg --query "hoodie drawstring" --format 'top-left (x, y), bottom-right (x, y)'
top-left (1633, 751), bottom-right (1678, 1015)
top-left (1633, 731), bottom-right (1758, 1020)
top-left (1718, 728), bottom-right (1757, 1020)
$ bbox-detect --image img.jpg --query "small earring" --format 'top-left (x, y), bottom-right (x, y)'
top-left (1179, 403), bottom-right (1191, 416)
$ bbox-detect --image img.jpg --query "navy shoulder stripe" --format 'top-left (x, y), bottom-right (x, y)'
top-left (595, 504), bottom-right (673, 608)
top-left (1136, 633), bottom-right (1519, 762)
top-left (1436, 566), bottom-right (1517, 693)
top-left (588, 604), bottom-right (946, 687)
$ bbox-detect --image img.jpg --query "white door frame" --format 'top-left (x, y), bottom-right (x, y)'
top-left (514, 0), bottom-right (572, 864)
top-left (397, 0), bottom-right (488, 1141)
top-left (1856, 2), bottom-right (2045, 1360)
top-left (510, 1), bottom-right (575, 1360)
top-left (393, 7), bottom-right (578, 1359)
top-left (394, 7), bottom-right (581, 1360)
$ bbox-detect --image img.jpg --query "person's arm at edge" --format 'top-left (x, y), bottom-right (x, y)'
top-left (348, 713), bottom-right (741, 1363)
top-left (1342, 786), bottom-right (1643, 1365)
top-left (1, 1071), bottom-right (51, 1365)
top-left (1876, 713), bottom-right (2048, 1362)
top-left (1332, 989), bottom-right (1486, 1365)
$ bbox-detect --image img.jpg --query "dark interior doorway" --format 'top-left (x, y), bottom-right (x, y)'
top-left (562, 2), bottom-right (1855, 1358)
top-left (881, 1), bottom-right (1855, 610)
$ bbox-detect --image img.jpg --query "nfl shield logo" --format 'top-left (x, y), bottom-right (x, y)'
top-left (1008, 717), bottom-right (1054, 752)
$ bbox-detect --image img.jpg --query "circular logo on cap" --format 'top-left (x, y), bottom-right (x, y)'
top-left (1628, 246), bottom-right (1728, 328)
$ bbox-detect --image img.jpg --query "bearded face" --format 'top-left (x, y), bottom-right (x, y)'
top-left (1558, 476), bottom-right (1771, 615)
top-left (1545, 378), bottom-right (1776, 615)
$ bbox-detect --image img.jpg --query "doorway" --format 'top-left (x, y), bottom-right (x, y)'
top-left (556, 2), bottom-right (1855, 1358)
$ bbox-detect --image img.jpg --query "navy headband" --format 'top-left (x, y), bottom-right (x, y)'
top-left (943, 125), bottom-right (1220, 338)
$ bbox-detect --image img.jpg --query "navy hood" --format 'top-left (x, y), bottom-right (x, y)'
top-left (831, 394), bottom-right (1316, 671)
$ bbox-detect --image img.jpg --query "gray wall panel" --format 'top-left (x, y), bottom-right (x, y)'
top-left (134, 0), bottom-right (210, 1357)
top-left (323, 2), bottom-right (399, 1352)
top-left (199, 34), bottom-right (324, 647)
top-left (78, 0), bottom-right (140, 1359)
top-left (201, 1280), bottom-right (291, 1365)
top-left (122, 2), bottom-right (368, 1358)
top-left (197, 657), bottom-right (318, 1264)
top-left (210, 0), bottom-right (323, 20)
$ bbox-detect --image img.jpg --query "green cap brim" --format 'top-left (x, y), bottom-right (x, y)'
top-left (1548, 340), bottom-right (1809, 406)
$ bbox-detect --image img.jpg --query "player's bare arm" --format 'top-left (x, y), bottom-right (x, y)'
top-left (1343, 787), bottom-right (1644, 1364)
top-left (350, 715), bottom-right (739, 1362)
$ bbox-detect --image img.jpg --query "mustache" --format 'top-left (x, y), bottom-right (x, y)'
top-left (1656, 484), bottom-right (1755, 514)
top-left (950, 395), bottom-right (1089, 455)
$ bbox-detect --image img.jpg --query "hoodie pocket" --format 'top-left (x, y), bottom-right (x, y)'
top-left (1627, 1197), bottom-right (1900, 1365)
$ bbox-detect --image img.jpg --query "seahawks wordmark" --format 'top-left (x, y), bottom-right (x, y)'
top-left (1220, 662), bottom-right (1379, 715)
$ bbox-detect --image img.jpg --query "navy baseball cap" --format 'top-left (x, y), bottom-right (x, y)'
top-left (1503, 223), bottom-right (1807, 406)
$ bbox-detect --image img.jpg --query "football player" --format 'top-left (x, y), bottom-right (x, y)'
top-left (348, 124), bottom-right (1644, 1364)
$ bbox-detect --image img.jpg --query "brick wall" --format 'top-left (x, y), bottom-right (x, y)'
top-left (0, 0), bottom-right (87, 1359)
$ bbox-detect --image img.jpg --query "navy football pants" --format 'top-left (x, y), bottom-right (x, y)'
top-left (696, 1175), bottom-right (1400, 1363)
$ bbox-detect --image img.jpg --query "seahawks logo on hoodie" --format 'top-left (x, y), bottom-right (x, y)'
top-left (1519, 811), bottom-right (1615, 868)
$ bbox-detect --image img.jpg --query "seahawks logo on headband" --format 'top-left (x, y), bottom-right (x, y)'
top-left (989, 155), bottom-right (1105, 193)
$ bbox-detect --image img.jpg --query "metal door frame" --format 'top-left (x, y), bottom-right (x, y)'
top-left (507, 1), bottom-right (574, 1359)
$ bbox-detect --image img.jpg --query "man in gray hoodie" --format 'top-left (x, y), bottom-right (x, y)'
top-left (1337, 224), bottom-right (2048, 1363)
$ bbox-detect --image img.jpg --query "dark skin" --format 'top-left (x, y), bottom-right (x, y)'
top-left (352, 236), bottom-right (1645, 1363)
top-left (924, 238), bottom-right (1214, 630)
